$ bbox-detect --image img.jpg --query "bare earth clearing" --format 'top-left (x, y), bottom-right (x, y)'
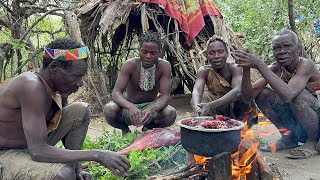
top-left (87, 94), bottom-right (320, 180)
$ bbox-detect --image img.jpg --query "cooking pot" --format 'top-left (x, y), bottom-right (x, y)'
top-left (176, 116), bottom-right (245, 157)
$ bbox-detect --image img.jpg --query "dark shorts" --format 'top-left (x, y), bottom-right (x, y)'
top-left (271, 95), bottom-right (319, 143)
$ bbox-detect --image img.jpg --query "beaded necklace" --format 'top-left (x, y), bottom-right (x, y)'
top-left (139, 63), bottom-right (156, 91)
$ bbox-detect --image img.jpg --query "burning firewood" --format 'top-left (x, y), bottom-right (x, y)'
top-left (147, 164), bottom-right (203, 180)
top-left (233, 139), bottom-right (274, 180)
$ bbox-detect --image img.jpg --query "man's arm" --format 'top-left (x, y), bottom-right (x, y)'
top-left (112, 61), bottom-right (135, 110)
top-left (255, 59), bottom-right (312, 102)
top-left (148, 61), bottom-right (172, 114)
top-left (234, 50), bottom-right (311, 103)
top-left (233, 50), bottom-right (268, 103)
top-left (18, 78), bottom-right (130, 176)
top-left (190, 67), bottom-right (207, 112)
top-left (241, 68), bottom-right (268, 103)
top-left (19, 80), bottom-right (98, 163)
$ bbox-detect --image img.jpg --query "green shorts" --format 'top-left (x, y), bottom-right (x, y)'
top-left (122, 101), bottom-right (157, 125)
top-left (0, 102), bottom-right (90, 180)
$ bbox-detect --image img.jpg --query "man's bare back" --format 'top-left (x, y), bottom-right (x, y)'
top-left (0, 72), bottom-right (56, 149)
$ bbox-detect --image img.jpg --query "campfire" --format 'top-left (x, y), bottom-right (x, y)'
top-left (149, 110), bottom-right (276, 180)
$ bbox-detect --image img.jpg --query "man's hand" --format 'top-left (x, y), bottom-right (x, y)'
top-left (75, 162), bottom-right (93, 180)
top-left (128, 106), bottom-right (142, 127)
top-left (96, 150), bottom-right (131, 177)
top-left (193, 107), bottom-right (202, 116)
top-left (76, 171), bottom-right (93, 180)
top-left (232, 50), bottom-right (262, 68)
top-left (198, 103), bottom-right (214, 116)
top-left (141, 108), bottom-right (153, 125)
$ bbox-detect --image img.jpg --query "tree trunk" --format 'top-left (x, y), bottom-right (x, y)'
top-left (288, 0), bottom-right (297, 35)
top-left (64, 10), bottom-right (84, 44)
top-left (287, 0), bottom-right (307, 57)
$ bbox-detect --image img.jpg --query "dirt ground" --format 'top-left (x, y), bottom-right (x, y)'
top-left (87, 94), bottom-right (320, 180)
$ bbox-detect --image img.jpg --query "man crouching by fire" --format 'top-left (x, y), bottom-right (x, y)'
top-left (233, 29), bottom-right (320, 159)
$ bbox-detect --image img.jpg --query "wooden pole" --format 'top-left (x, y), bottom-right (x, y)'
top-left (208, 152), bottom-right (232, 180)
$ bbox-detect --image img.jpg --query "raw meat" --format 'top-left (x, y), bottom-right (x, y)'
top-left (117, 128), bottom-right (181, 155)
top-left (181, 115), bottom-right (242, 129)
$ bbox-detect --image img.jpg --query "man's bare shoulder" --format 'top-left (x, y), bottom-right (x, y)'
top-left (9, 72), bottom-right (46, 96)
top-left (123, 58), bottom-right (139, 66)
top-left (297, 57), bottom-right (319, 75)
top-left (156, 59), bottom-right (172, 74)
top-left (120, 58), bottom-right (139, 72)
top-left (299, 57), bottom-right (316, 67)
top-left (157, 59), bottom-right (171, 66)
top-left (269, 62), bottom-right (280, 73)
top-left (196, 66), bottom-right (210, 78)
top-left (0, 72), bottom-right (47, 108)
top-left (198, 65), bottom-right (210, 72)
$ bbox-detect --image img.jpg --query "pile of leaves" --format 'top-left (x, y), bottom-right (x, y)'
top-left (81, 129), bottom-right (187, 179)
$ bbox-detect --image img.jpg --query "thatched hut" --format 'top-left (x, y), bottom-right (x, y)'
top-left (75, 0), bottom-right (244, 114)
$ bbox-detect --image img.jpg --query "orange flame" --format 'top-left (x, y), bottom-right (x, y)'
top-left (231, 106), bottom-right (266, 179)
top-left (194, 155), bottom-right (211, 165)
top-left (232, 141), bottom-right (260, 180)
top-left (192, 107), bottom-right (279, 179)
top-left (231, 106), bottom-right (291, 178)
top-left (279, 128), bottom-right (291, 136)
top-left (194, 154), bottom-right (211, 171)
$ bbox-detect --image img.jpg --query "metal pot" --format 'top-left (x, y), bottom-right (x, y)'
top-left (176, 116), bottom-right (245, 157)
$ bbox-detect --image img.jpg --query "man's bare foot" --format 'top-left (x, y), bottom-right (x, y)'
top-left (260, 136), bottom-right (298, 152)
top-left (286, 141), bottom-right (319, 159)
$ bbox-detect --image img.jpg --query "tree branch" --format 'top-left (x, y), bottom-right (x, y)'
top-left (12, 48), bottom-right (43, 77)
top-left (0, 0), bottom-right (14, 14)
top-left (19, 8), bottom-right (64, 43)
top-left (32, 28), bottom-right (63, 35)
top-left (288, 0), bottom-right (298, 34)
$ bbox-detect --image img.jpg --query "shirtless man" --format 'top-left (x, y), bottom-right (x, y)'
top-left (233, 29), bottom-right (320, 159)
top-left (188, 36), bottom-right (250, 164)
top-left (190, 36), bottom-right (249, 119)
top-left (104, 32), bottom-right (176, 135)
top-left (0, 38), bottom-right (130, 179)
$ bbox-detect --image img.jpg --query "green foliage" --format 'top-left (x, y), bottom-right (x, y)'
top-left (216, 0), bottom-right (320, 63)
top-left (28, 15), bottom-right (66, 49)
top-left (216, 0), bottom-right (288, 63)
top-left (81, 129), bottom-right (186, 179)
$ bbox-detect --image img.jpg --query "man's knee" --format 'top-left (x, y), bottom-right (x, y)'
top-left (256, 88), bottom-right (276, 106)
top-left (103, 102), bottom-right (121, 123)
top-left (61, 102), bottom-right (92, 128)
top-left (54, 165), bottom-right (75, 180)
top-left (291, 90), bottom-right (317, 108)
top-left (103, 102), bottom-right (120, 115)
top-left (159, 106), bottom-right (176, 126)
top-left (73, 102), bottom-right (91, 126)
